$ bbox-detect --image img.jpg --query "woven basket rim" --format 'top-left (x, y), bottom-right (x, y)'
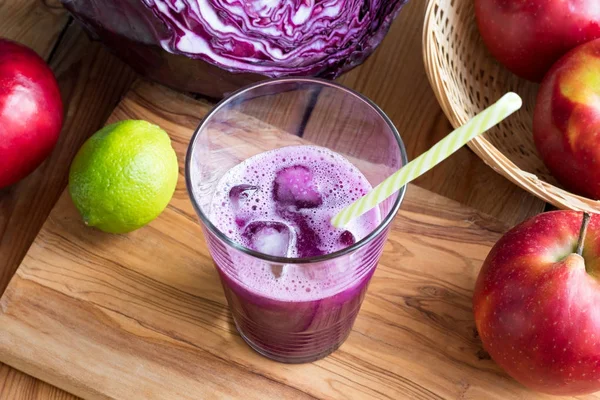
top-left (422, 0), bottom-right (600, 213)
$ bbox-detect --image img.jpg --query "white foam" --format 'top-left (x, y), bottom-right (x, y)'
top-left (209, 145), bottom-right (381, 300)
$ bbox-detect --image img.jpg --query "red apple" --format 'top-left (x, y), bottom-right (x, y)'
top-left (475, 0), bottom-right (600, 82)
top-left (0, 39), bottom-right (63, 188)
top-left (533, 38), bottom-right (600, 200)
top-left (474, 211), bottom-right (600, 395)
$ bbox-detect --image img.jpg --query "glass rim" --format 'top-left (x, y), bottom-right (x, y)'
top-left (185, 77), bottom-right (408, 265)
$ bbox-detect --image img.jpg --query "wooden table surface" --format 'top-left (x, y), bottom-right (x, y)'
top-left (0, 0), bottom-right (545, 398)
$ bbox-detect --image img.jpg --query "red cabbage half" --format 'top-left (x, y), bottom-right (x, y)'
top-left (62, 0), bottom-right (408, 97)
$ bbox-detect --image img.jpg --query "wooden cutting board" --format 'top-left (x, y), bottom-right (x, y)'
top-left (0, 81), bottom-right (592, 400)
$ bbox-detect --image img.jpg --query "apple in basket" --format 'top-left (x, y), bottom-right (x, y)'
top-left (475, 0), bottom-right (600, 82)
top-left (533, 38), bottom-right (600, 200)
top-left (474, 211), bottom-right (600, 396)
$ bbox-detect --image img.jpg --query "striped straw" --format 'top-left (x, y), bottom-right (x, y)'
top-left (331, 92), bottom-right (523, 228)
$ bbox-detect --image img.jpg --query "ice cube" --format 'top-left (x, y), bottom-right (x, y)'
top-left (243, 221), bottom-right (292, 258)
top-left (235, 216), bottom-right (247, 228)
top-left (339, 230), bottom-right (356, 247)
top-left (229, 184), bottom-right (258, 211)
top-left (273, 165), bottom-right (322, 209)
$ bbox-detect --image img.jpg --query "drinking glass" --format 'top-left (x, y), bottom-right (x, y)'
top-left (186, 77), bottom-right (407, 363)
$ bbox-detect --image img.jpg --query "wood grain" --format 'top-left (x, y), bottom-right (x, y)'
top-left (0, 24), bottom-right (137, 295)
top-left (234, 83), bottom-right (319, 136)
top-left (0, 1), bottom-right (135, 398)
top-left (0, 0), bottom-right (68, 58)
top-left (0, 364), bottom-right (73, 400)
top-left (0, 0), bottom-right (80, 395)
top-left (0, 0), bottom-right (547, 398)
top-left (0, 81), bottom-right (594, 400)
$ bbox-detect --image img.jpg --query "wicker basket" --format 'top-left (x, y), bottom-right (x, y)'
top-left (423, 0), bottom-right (600, 212)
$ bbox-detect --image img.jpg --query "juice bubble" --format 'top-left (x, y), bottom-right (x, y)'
top-left (339, 230), bottom-right (356, 247)
top-left (273, 165), bottom-right (322, 209)
top-left (242, 221), bottom-right (293, 258)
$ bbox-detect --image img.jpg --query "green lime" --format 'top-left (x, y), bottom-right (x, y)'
top-left (69, 120), bottom-right (178, 234)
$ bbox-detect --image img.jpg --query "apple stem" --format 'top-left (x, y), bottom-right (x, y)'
top-left (576, 212), bottom-right (591, 256)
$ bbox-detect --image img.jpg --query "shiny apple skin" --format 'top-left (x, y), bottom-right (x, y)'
top-left (533, 38), bottom-right (600, 200)
top-left (475, 0), bottom-right (600, 82)
top-left (474, 211), bottom-right (600, 395)
top-left (0, 39), bottom-right (63, 188)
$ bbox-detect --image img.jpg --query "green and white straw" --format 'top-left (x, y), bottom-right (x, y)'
top-left (331, 92), bottom-right (523, 228)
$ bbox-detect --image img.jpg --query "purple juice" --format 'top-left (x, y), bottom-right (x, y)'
top-left (209, 145), bottom-right (382, 362)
